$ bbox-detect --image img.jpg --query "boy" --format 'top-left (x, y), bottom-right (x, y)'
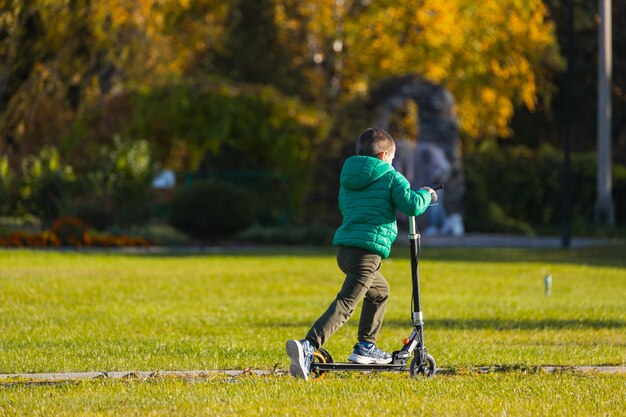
top-left (286, 127), bottom-right (436, 380)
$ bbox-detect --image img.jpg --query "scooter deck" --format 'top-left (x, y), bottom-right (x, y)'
top-left (312, 362), bottom-right (408, 372)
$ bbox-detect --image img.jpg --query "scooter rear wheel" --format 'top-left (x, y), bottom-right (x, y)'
top-left (311, 348), bottom-right (333, 380)
top-left (409, 354), bottom-right (436, 378)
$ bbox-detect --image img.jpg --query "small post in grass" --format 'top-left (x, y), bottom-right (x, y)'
top-left (544, 273), bottom-right (552, 297)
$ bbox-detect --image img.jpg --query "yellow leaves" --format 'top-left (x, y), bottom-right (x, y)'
top-left (95, 0), bottom-right (139, 29)
top-left (17, 0), bottom-right (558, 143)
top-left (480, 88), bottom-right (497, 106)
top-left (424, 64), bottom-right (447, 84)
top-left (418, 2), bottom-right (460, 48)
top-left (496, 96), bottom-right (514, 131)
top-left (458, 91), bottom-right (514, 138)
top-left (209, 0), bottom-right (559, 140)
top-left (76, 0), bottom-right (230, 82)
top-left (490, 61), bottom-right (509, 80)
top-left (380, 58), bottom-right (393, 71)
top-left (508, 14), bottom-right (526, 37)
top-left (521, 77), bottom-right (537, 112)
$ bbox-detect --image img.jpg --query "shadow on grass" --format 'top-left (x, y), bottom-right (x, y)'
top-left (269, 317), bottom-right (626, 331)
top-left (389, 243), bottom-right (626, 268)
top-left (383, 317), bottom-right (626, 331)
top-left (125, 242), bottom-right (626, 268)
top-left (93, 246), bottom-right (337, 259)
top-left (5, 243), bottom-right (625, 268)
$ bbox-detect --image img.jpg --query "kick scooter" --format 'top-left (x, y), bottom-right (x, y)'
top-left (309, 185), bottom-right (442, 380)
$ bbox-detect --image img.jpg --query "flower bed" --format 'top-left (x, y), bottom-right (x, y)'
top-left (0, 217), bottom-right (152, 248)
top-left (0, 231), bottom-right (152, 248)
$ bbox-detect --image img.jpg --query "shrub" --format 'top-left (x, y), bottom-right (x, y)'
top-left (76, 136), bottom-right (156, 229)
top-left (463, 146), bottom-right (626, 234)
top-left (0, 230), bottom-right (151, 248)
top-left (18, 147), bottom-right (76, 227)
top-left (3, 140), bottom-right (156, 230)
top-left (107, 137), bottom-right (155, 228)
top-left (27, 173), bottom-right (74, 227)
top-left (0, 231), bottom-right (59, 247)
top-left (65, 79), bottom-right (328, 223)
top-left (51, 217), bottom-right (88, 246)
top-left (236, 224), bottom-right (334, 245)
top-left (75, 200), bottom-right (115, 231)
top-left (112, 186), bottom-right (153, 228)
top-left (167, 179), bottom-right (255, 241)
top-left (87, 234), bottom-right (151, 247)
top-left (0, 155), bottom-right (12, 216)
top-left (463, 165), bottom-right (535, 234)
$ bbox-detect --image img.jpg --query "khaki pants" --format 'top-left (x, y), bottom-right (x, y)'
top-left (306, 246), bottom-right (390, 348)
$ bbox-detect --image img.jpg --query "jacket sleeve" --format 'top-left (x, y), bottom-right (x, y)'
top-left (390, 171), bottom-right (432, 216)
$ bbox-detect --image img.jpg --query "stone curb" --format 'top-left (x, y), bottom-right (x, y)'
top-left (1, 366), bottom-right (624, 385)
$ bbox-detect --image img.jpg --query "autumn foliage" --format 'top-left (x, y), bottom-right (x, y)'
top-left (2, 0), bottom-right (560, 158)
top-left (0, 0), bottom-right (572, 234)
top-left (0, 216), bottom-right (152, 248)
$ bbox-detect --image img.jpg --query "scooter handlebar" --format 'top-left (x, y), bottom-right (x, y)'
top-left (427, 184), bottom-right (443, 204)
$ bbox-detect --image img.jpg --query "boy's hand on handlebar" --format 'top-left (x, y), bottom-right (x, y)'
top-left (421, 186), bottom-right (438, 203)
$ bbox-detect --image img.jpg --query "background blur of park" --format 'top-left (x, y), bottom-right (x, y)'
top-left (1, 0), bottom-right (625, 248)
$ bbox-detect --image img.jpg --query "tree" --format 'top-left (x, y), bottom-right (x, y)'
top-left (215, 0), bottom-right (279, 83)
top-left (342, 0), bottom-right (561, 138)
top-left (2, 0), bottom-right (563, 159)
top-left (266, 0), bottom-right (562, 139)
top-left (542, 0), bottom-right (626, 159)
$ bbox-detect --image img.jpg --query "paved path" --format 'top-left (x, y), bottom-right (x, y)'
top-left (0, 370), bottom-right (283, 383)
top-left (2, 366), bottom-right (625, 385)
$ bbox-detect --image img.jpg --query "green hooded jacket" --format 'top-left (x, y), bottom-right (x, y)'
top-left (332, 155), bottom-right (432, 258)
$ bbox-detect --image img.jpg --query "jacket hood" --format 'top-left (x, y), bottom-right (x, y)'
top-left (340, 156), bottom-right (392, 191)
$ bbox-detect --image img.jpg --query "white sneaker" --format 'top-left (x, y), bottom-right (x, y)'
top-left (286, 339), bottom-right (314, 380)
top-left (347, 342), bottom-right (392, 364)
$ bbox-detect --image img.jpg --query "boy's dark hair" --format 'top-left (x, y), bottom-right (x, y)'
top-left (356, 128), bottom-right (395, 157)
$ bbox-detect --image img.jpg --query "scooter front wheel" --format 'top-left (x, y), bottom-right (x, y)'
top-left (409, 354), bottom-right (436, 378)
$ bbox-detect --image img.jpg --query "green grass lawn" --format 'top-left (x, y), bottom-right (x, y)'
top-left (2, 372), bottom-right (625, 416)
top-left (1, 244), bottom-right (625, 415)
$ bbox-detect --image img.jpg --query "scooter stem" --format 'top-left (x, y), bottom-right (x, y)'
top-left (408, 216), bottom-right (423, 323)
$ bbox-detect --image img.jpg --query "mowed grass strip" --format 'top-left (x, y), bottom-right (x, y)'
top-left (1, 372), bottom-right (625, 416)
top-left (0, 245), bottom-right (625, 374)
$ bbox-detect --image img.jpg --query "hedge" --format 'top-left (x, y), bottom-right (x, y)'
top-left (463, 146), bottom-right (626, 234)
